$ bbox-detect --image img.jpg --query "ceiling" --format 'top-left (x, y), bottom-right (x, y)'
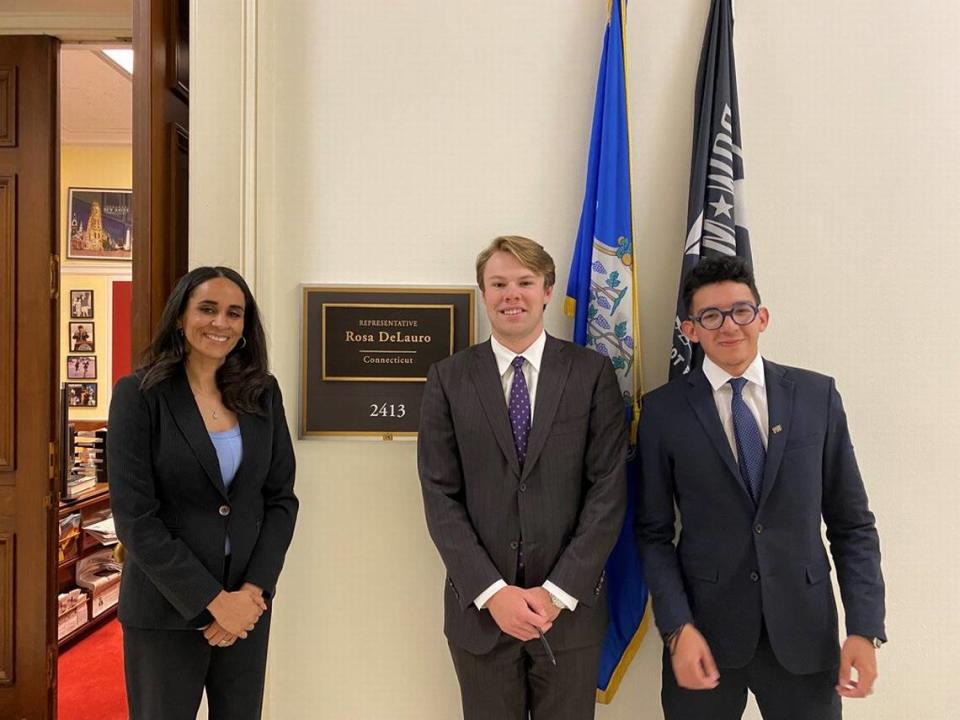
top-left (0, 0), bottom-right (133, 144)
top-left (0, 0), bottom-right (131, 40)
top-left (0, 0), bottom-right (129, 15)
top-left (60, 47), bottom-right (132, 146)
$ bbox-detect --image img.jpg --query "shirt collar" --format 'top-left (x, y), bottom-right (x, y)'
top-left (490, 330), bottom-right (547, 377)
top-left (702, 352), bottom-right (766, 392)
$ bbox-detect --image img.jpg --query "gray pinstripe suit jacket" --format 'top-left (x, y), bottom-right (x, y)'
top-left (418, 335), bottom-right (628, 654)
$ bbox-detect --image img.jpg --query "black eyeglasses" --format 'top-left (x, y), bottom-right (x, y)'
top-left (689, 302), bottom-right (759, 330)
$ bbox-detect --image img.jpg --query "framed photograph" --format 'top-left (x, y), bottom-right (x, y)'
top-left (67, 188), bottom-right (133, 261)
top-left (66, 383), bottom-right (97, 408)
top-left (66, 355), bottom-right (97, 380)
top-left (69, 289), bottom-right (94, 319)
top-left (68, 322), bottom-right (95, 352)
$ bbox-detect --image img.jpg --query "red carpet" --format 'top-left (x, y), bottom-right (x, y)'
top-left (58, 617), bottom-right (127, 720)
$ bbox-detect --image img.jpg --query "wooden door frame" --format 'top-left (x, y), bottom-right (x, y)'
top-left (0, 1), bottom-right (188, 714)
top-left (132, 0), bottom-right (189, 361)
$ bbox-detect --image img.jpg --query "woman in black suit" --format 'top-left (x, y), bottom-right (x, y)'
top-left (108, 266), bottom-right (298, 720)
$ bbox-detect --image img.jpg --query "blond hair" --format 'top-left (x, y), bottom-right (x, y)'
top-left (475, 236), bottom-right (556, 290)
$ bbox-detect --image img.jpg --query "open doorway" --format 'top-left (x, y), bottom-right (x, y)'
top-left (55, 43), bottom-right (132, 720)
top-left (0, 0), bottom-right (187, 715)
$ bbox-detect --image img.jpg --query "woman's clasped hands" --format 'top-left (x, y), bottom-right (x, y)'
top-left (202, 582), bottom-right (267, 647)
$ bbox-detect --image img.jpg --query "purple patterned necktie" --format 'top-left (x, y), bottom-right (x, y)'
top-left (508, 356), bottom-right (531, 466)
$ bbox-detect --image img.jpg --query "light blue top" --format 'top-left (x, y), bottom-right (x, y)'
top-left (210, 425), bottom-right (243, 554)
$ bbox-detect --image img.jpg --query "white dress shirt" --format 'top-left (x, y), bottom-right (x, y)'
top-left (474, 331), bottom-right (578, 612)
top-left (701, 352), bottom-right (770, 459)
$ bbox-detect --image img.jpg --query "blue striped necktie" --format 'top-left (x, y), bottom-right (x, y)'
top-left (728, 377), bottom-right (765, 504)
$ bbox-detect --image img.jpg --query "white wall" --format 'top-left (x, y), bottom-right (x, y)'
top-left (193, 1), bottom-right (960, 718)
top-left (189, 0), bottom-right (243, 271)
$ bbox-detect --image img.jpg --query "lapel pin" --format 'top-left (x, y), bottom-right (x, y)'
top-left (772, 424), bottom-right (782, 434)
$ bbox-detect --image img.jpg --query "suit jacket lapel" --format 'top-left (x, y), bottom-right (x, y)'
top-left (470, 342), bottom-right (521, 478)
top-left (162, 370), bottom-right (228, 498)
top-left (522, 335), bottom-right (571, 481)
top-left (757, 360), bottom-right (794, 511)
top-left (685, 368), bottom-right (749, 501)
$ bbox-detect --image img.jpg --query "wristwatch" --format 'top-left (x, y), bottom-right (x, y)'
top-left (547, 592), bottom-right (566, 610)
top-left (871, 637), bottom-right (884, 649)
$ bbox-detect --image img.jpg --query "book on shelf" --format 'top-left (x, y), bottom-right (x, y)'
top-left (65, 474), bottom-right (97, 498)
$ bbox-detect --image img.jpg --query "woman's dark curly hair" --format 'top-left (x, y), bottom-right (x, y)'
top-left (138, 266), bottom-right (271, 415)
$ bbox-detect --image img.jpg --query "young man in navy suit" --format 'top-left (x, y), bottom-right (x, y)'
top-left (637, 256), bottom-right (885, 719)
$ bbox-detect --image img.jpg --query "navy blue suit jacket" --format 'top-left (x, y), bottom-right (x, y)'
top-left (636, 359), bottom-right (885, 673)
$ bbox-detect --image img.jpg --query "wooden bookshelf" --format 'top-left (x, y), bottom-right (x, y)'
top-left (58, 422), bottom-right (118, 646)
top-left (59, 483), bottom-right (110, 513)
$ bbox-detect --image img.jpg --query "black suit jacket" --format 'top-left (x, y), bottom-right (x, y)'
top-left (418, 335), bottom-right (628, 654)
top-left (107, 369), bottom-right (299, 629)
top-left (636, 360), bottom-right (886, 673)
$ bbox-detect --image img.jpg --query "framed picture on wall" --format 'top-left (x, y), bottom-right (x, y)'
top-left (69, 289), bottom-right (94, 318)
top-left (66, 383), bottom-right (97, 408)
top-left (67, 187), bottom-right (133, 261)
top-left (66, 355), bottom-right (97, 380)
top-left (68, 322), bottom-right (95, 352)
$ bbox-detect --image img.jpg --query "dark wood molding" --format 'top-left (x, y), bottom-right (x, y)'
top-left (133, 0), bottom-right (190, 362)
top-left (0, 68), bottom-right (15, 148)
top-left (0, 175), bottom-right (14, 473)
top-left (168, 0), bottom-right (189, 100)
top-left (170, 122), bottom-right (188, 268)
top-left (0, 531), bottom-right (14, 686)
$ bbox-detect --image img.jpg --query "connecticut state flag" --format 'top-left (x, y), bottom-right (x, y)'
top-left (564, 0), bottom-right (649, 703)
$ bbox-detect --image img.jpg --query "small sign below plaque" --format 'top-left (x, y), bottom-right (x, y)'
top-left (301, 286), bottom-right (475, 438)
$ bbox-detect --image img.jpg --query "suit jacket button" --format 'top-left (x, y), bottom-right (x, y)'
top-left (509, 541), bottom-right (519, 550)
top-left (750, 571), bottom-right (759, 582)
top-left (519, 483), bottom-right (527, 492)
top-left (754, 523), bottom-right (764, 534)
top-left (219, 505), bottom-right (231, 517)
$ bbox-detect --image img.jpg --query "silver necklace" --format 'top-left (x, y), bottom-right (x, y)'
top-left (190, 384), bottom-right (222, 420)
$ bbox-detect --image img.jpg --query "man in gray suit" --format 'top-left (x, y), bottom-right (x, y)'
top-left (418, 236), bottom-right (627, 719)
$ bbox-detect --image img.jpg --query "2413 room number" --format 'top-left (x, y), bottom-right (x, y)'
top-left (369, 403), bottom-right (406, 418)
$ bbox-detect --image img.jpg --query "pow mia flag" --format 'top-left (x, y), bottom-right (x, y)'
top-left (669, 0), bottom-right (751, 379)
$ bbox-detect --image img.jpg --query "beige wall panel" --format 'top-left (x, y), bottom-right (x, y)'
top-left (189, 0), bottom-right (244, 272)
